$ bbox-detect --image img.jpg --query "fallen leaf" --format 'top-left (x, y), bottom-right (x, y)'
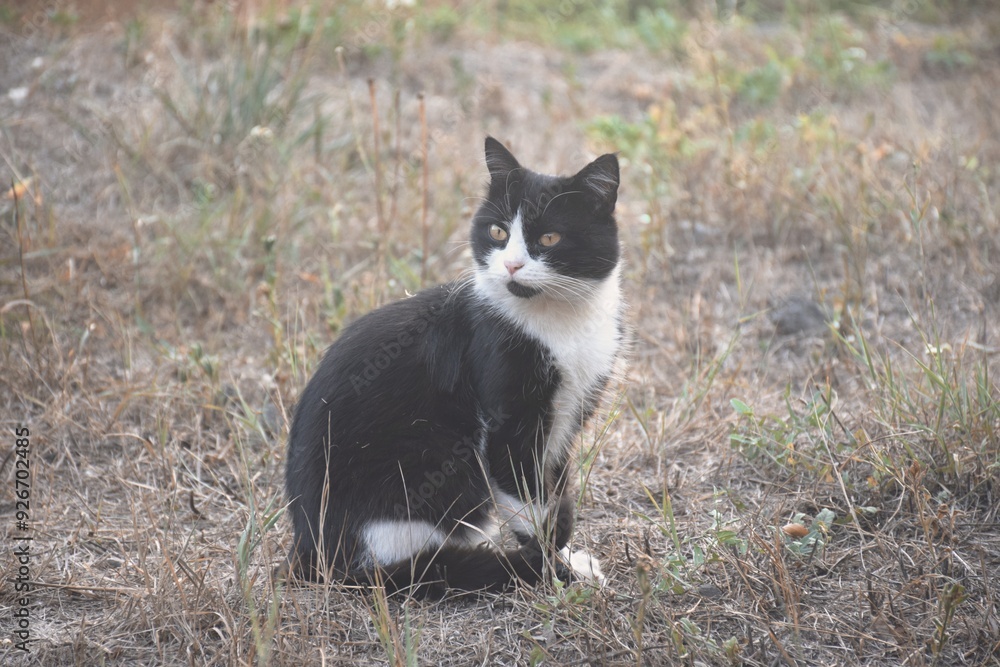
top-left (4, 178), bottom-right (33, 200)
top-left (782, 523), bottom-right (809, 538)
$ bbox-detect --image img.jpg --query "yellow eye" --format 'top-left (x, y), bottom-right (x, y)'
top-left (539, 232), bottom-right (561, 247)
top-left (489, 224), bottom-right (508, 242)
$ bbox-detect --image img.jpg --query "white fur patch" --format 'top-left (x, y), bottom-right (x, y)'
top-left (491, 486), bottom-right (548, 539)
top-left (458, 518), bottom-right (502, 548)
top-left (559, 546), bottom-right (605, 584)
top-left (496, 211), bottom-right (531, 273)
top-left (361, 520), bottom-right (445, 566)
top-left (474, 206), bottom-right (624, 476)
top-left (474, 278), bottom-right (622, 473)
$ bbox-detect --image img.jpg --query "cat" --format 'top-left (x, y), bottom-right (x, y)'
top-left (283, 136), bottom-right (625, 595)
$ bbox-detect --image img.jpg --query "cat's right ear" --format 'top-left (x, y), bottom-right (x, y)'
top-left (573, 153), bottom-right (620, 213)
top-left (484, 136), bottom-right (521, 181)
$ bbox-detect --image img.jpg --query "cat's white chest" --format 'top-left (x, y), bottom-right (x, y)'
top-left (540, 303), bottom-right (620, 396)
top-left (503, 269), bottom-right (623, 466)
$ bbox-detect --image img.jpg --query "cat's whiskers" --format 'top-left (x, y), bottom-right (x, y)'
top-left (446, 272), bottom-right (479, 305)
top-left (464, 194), bottom-right (511, 224)
top-left (501, 169), bottom-right (523, 220)
top-left (540, 274), bottom-right (600, 303)
top-left (478, 197), bottom-right (508, 222)
top-left (539, 189), bottom-right (582, 218)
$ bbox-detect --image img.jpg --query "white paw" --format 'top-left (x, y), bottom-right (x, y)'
top-left (559, 546), bottom-right (606, 585)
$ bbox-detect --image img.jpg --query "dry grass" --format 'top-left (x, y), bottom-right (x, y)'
top-left (2, 1), bottom-right (999, 665)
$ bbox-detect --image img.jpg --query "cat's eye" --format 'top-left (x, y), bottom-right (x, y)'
top-left (489, 224), bottom-right (508, 242)
top-left (538, 232), bottom-right (561, 247)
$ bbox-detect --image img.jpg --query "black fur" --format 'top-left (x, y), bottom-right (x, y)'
top-left (284, 137), bottom-right (621, 595)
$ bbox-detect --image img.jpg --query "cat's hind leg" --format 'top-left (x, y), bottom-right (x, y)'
top-left (490, 491), bottom-right (604, 584)
top-left (356, 533), bottom-right (565, 597)
top-left (548, 495), bottom-right (605, 585)
top-left (491, 485), bottom-right (574, 547)
top-left (559, 546), bottom-right (606, 584)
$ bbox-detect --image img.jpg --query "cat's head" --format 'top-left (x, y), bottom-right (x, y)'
top-left (471, 137), bottom-right (620, 304)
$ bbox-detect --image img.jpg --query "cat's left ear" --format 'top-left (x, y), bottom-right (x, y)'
top-left (573, 154), bottom-right (620, 213)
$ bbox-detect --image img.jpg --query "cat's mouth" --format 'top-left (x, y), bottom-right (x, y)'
top-left (506, 281), bottom-right (542, 299)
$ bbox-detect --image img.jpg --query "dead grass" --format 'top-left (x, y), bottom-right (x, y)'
top-left (1, 1), bottom-right (999, 665)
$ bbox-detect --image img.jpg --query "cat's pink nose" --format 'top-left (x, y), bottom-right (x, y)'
top-left (504, 260), bottom-right (524, 276)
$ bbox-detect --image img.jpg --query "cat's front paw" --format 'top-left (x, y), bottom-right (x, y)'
top-left (558, 546), bottom-right (605, 585)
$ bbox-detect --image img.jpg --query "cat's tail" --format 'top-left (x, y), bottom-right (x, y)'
top-left (277, 496), bottom-right (604, 596)
top-left (350, 540), bottom-right (567, 597)
top-left (350, 495), bottom-right (593, 596)
top-left (278, 539), bottom-right (604, 597)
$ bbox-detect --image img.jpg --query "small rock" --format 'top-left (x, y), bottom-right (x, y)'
top-left (982, 275), bottom-right (1000, 304)
top-left (696, 583), bottom-right (724, 599)
top-left (770, 297), bottom-right (827, 336)
top-left (7, 87), bottom-right (29, 104)
top-left (261, 395), bottom-right (283, 439)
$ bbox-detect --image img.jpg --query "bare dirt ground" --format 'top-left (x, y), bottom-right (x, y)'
top-left (2, 1), bottom-right (1000, 665)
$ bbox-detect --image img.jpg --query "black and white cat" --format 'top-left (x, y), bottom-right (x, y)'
top-left (284, 137), bottom-right (625, 595)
